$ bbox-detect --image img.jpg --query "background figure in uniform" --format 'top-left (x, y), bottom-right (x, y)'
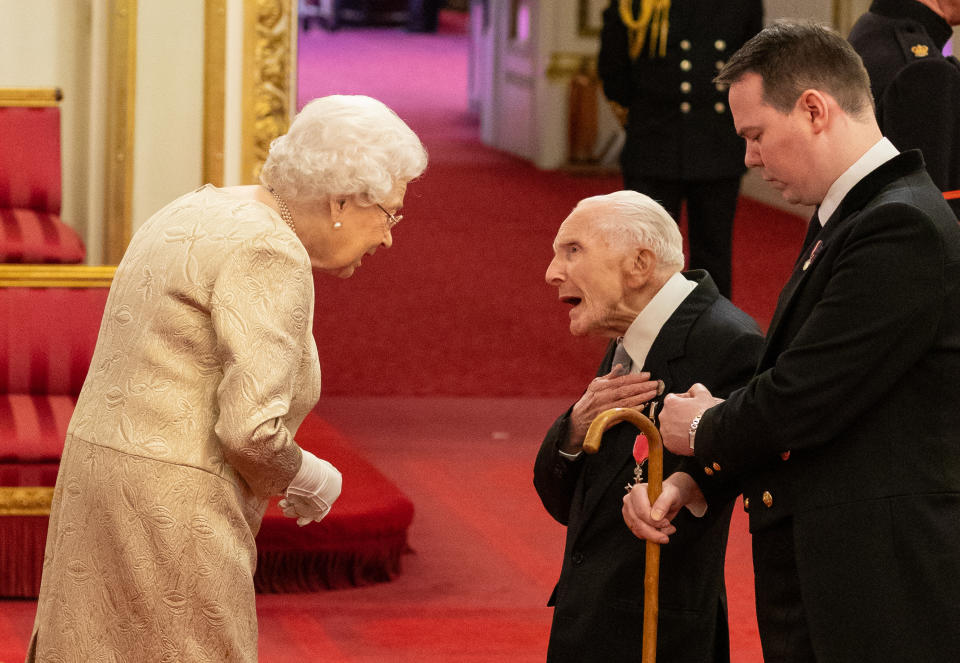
top-left (535, 191), bottom-right (762, 662)
top-left (848, 0), bottom-right (960, 218)
top-left (598, 0), bottom-right (764, 298)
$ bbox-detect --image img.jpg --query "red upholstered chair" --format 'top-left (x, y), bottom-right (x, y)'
top-left (0, 265), bottom-right (415, 596)
top-left (0, 264), bottom-right (112, 596)
top-left (0, 88), bottom-right (85, 264)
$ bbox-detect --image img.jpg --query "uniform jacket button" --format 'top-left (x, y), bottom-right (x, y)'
top-left (680, 59), bottom-right (692, 71)
top-left (712, 462), bottom-right (722, 472)
top-left (680, 81), bottom-right (692, 93)
top-left (743, 497), bottom-right (750, 511)
top-left (680, 101), bottom-right (692, 113)
top-left (680, 39), bottom-right (691, 51)
top-left (714, 102), bottom-right (726, 113)
top-left (714, 39), bottom-right (726, 51)
top-left (762, 491), bottom-right (773, 508)
top-left (703, 465), bottom-right (714, 475)
top-left (715, 60), bottom-right (726, 70)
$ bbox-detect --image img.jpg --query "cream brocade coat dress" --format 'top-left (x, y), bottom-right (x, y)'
top-left (27, 185), bottom-right (322, 662)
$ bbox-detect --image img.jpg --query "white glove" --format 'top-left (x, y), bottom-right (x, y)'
top-left (279, 449), bottom-right (342, 527)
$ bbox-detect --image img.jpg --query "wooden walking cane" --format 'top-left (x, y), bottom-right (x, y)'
top-left (583, 407), bottom-right (663, 663)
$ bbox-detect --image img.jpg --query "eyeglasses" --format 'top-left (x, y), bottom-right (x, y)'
top-left (376, 204), bottom-right (402, 231)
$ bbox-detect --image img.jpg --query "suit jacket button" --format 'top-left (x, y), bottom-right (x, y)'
top-left (680, 102), bottom-right (692, 114)
top-left (703, 466), bottom-right (714, 476)
top-left (680, 59), bottom-right (692, 71)
top-left (743, 497), bottom-right (750, 511)
top-left (715, 60), bottom-right (726, 70)
top-left (714, 39), bottom-right (726, 51)
top-left (680, 39), bottom-right (691, 51)
top-left (762, 491), bottom-right (773, 508)
top-left (572, 552), bottom-right (584, 566)
top-left (714, 102), bottom-right (726, 114)
top-left (680, 81), bottom-right (692, 93)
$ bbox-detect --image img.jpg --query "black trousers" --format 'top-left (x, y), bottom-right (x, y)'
top-left (624, 176), bottom-right (740, 298)
top-left (752, 519), bottom-right (817, 663)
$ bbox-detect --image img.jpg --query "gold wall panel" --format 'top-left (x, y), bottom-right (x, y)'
top-left (104, 0), bottom-right (138, 265)
top-left (204, 0), bottom-right (227, 187)
top-left (242, 0), bottom-right (296, 184)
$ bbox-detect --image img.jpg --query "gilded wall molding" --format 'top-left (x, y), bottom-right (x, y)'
top-left (0, 87), bottom-right (63, 107)
top-left (104, 0), bottom-right (138, 264)
top-left (0, 264), bottom-right (116, 288)
top-left (242, 0), bottom-right (296, 184)
top-left (204, 0), bottom-right (227, 187)
top-left (0, 487), bottom-right (54, 516)
top-left (546, 52), bottom-right (597, 81)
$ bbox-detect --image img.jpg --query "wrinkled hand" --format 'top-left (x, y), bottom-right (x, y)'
top-left (659, 383), bottom-right (723, 457)
top-left (281, 449), bottom-right (342, 527)
top-left (622, 472), bottom-right (706, 544)
top-left (566, 364), bottom-right (662, 453)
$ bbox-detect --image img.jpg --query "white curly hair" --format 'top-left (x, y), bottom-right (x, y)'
top-left (573, 191), bottom-right (686, 271)
top-left (260, 95), bottom-right (428, 206)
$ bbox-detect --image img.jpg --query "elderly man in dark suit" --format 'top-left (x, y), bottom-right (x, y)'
top-left (535, 190), bottom-right (763, 662)
top-left (598, 0), bottom-right (764, 297)
top-left (848, 0), bottom-right (960, 218)
top-left (624, 22), bottom-right (960, 663)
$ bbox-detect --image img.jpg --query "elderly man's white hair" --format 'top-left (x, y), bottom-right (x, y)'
top-left (574, 190), bottom-right (686, 271)
top-left (260, 94), bottom-right (428, 205)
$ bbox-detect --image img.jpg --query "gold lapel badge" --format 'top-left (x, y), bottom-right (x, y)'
top-left (911, 44), bottom-right (930, 58)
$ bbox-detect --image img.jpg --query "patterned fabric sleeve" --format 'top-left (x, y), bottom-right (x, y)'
top-left (210, 233), bottom-right (312, 497)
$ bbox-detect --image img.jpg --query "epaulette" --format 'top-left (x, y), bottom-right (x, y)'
top-left (893, 22), bottom-right (940, 63)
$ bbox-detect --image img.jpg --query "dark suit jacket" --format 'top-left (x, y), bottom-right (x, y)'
top-left (598, 0), bottom-right (763, 182)
top-left (694, 151), bottom-right (960, 661)
top-left (848, 0), bottom-right (960, 217)
top-left (534, 271), bottom-right (762, 663)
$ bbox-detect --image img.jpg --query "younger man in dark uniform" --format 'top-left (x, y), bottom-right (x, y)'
top-left (849, 0), bottom-right (960, 217)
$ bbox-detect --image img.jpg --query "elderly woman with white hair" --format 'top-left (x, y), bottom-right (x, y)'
top-left (27, 95), bottom-right (427, 662)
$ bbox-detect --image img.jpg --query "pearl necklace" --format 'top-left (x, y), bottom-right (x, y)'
top-left (267, 186), bottom-right (295, 233)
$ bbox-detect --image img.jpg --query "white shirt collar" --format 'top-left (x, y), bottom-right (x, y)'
top-left (620, 272), bottom-right (697, 372)
top-left (818, 137), bottom-right (899, 226)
